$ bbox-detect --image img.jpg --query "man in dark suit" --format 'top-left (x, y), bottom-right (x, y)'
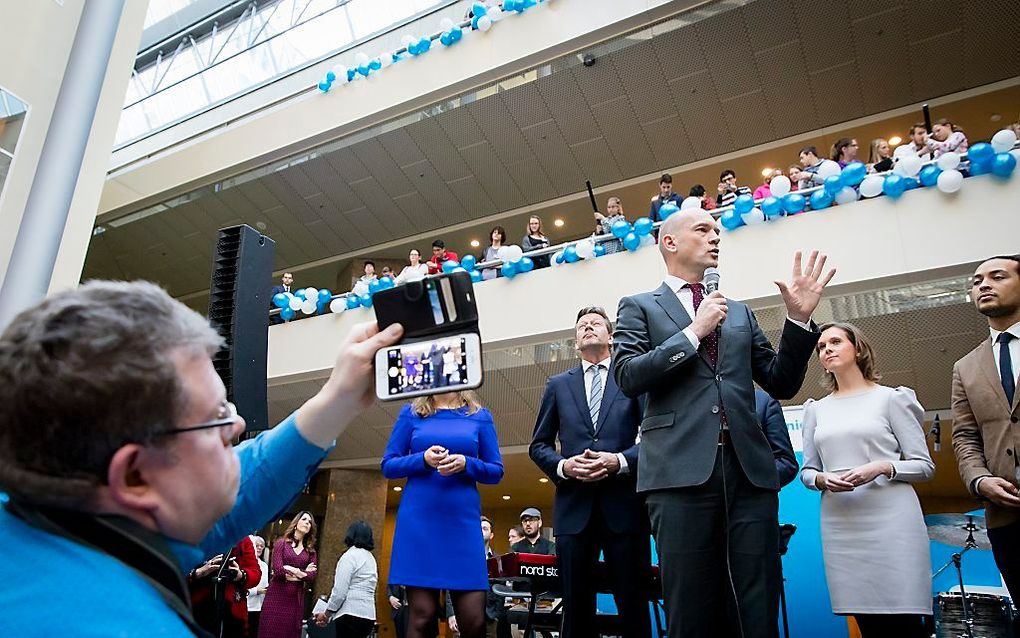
top-left (530, 306), bottom-right (650, 638)
top-left (754, 389), bottom-right (798, 487)
top-left (269, 272), bottom-right (294, 325)
top-left (613, 209), bottom-right (834, 638)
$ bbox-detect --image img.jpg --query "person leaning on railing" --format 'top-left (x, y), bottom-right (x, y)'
top-left (522, 215), bottom-right (551, 269)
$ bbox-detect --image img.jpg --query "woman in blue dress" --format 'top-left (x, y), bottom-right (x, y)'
top-left (382, 391), bottom-right (503, 638)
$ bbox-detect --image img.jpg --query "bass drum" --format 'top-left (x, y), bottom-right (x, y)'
top-left (935, 592), bottom-right (1015, 638)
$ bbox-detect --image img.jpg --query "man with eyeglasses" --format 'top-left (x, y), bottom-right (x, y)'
top-left (0, 280), bottom-right (403, 637)
top-left (529, 306), bottom-right (650, 638)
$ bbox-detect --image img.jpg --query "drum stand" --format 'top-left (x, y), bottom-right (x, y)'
top-left (931, 517), bottom-right (981, 638)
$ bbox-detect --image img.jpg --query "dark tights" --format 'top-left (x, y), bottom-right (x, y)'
top-left (854, 613), bottom-right (931, 638)
top-left (406, 587), bottom-right (487, 638)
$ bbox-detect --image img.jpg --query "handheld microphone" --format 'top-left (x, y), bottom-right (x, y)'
top-left (930, 414), bottom-right (941, 453)
top-left (704, 267), bottom-right (721, 294)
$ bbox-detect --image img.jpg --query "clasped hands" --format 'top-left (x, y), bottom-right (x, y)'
top-left (425, 445), bottom-right (467, 476)
top-left (814, 461), bottom-right (893, 492)
top-left (563, 449), bottom-right (620, 482)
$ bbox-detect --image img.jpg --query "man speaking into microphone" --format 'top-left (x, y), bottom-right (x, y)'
top-left (613, 209), bottom-right (835, 637)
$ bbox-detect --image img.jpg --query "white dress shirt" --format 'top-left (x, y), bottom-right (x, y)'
top-left (556, 356), bottom-right (630, 479)
top-left (990, 321), bottom-right (1020, 386)
top-left (247, 557), bottom-right (269, 612)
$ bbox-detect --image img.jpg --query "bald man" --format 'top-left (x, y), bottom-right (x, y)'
top-left (613, 210), bottom-right (834, 638)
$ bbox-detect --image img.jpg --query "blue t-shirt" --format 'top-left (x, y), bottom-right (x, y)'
top-left (0, 413), bottom-right (329, 637)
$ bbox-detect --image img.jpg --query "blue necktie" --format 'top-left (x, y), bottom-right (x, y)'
top-left (588, 364), bottom-right (604, 429)
top-left (999, 332), bottom-right (1016, 407)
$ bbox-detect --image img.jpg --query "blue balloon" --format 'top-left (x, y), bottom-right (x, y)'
top-left (317, 81), bottom-right (331, 92)
top-left (378, 276), bottom-right (395, 290)
top-left (280, 307), bottom-right (295, 321)
top-left (317, 289), bottom-right (332, 303)
top-left (622, 232), bottom-right (641, 251)
top-left (809, 189), bottom-right (833, 210)
top-left (555, 252), bottom-right (565, 264)
top-left (418, 37), bottom-right (431, 53)
top-left (345, 295), bottom-right (360, 310)
top-left (273, 293), bottom-right (289, 308)
top-left (593, 244), bottom-right (606, 257)
top-left (761, 196), bottom-right (783, 218)
top-left (368, 278), bottom-right (382, 294)
top-left (407, 41), bottom-right (420, 56)
top-left (991, 152), bottom-right (1017, 178)
top-left (563, 246), bottom-right (580, 263)
top-left (610, 219), bottom-right (630, 238)
top-left (471, 15), bottom-right (481, 29)
top-left (633, 217), bottom-right (654, 236)
top-left (719, 210), bottom-right (744, 231)
top-left (357, 64), bottom-right (370, 77)
top-left (470, 269), bottom-right (482, 283)
top-left (518, 257), bottom-right (534, 273)
top-left (501, 262), bottom-right (517, 278)
top-left (346, 68), bottom-right (356, 82)
top-left (442, 260), bottom-right (460, 273)
top-left (325, 71), bottom-right (336, 82)
top-left (658, 203), bottom-right (679, 220)
top-left (783, 193), bottom-right (806, 214)
top-left (294, 288), bottom-right (306, 300)
top-left (969, 156), bottom-right (992, 176)
top-left (460, 254), bottom-right (477, 271)
top-left (903, 177), bottom-right (919, 190)
top-left (504, 0), bottom-right (518, 10)
top-left (368, 58), bottom-right (382, 71)
top-left (471, 2), bottom-right (488, 16)
top-left (823, 175), bottom-right (843, 196)
top-left (733, 194), bottom-right (754, 215)
top-left (968, 142), bottom-right (995, 165)
top-left (440, 32), bottom-right (453, 46)
top-left (882, 174), bottom-right (907, 199)
top-left (359, 294), bottom-right (373, 308)
top-left (918, 164), bottom-right (942, 187)
top-left (450, 28), bottom-right (463, 42)
top-left (841, 162), bottom-right (868, 186)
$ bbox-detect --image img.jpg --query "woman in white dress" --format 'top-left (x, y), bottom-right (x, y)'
top-left (800, 322), bottom-right (935, 638)
top-left (396, 249), bottom-right (429, 284)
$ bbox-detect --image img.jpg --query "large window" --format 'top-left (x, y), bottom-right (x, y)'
top-left (0, 88), bottom-right (29, 203)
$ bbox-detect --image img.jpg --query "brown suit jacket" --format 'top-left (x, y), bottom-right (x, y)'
top-left (951, 337), bottom-right (1020, 528)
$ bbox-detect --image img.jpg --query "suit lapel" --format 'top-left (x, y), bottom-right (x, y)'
top-left (595, 365), bottom-right (621, 433)
top-left (653, 282), bottom-right (692, 332)
top-left (977, 337), bottom-right (1014, 412)
top-left (568, 366), bottom-right (595, 432)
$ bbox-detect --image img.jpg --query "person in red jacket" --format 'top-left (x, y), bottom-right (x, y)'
top-left (189, 536), bottom-right (262, 637)
top-left (427, 240), bottom-right (459, 275)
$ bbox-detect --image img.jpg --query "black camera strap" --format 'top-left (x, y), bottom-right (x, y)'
top-left (6, 499), bottom-right (212, 638)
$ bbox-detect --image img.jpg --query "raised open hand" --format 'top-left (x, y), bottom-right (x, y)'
top-left (775, 250), bottom-right (836, 323)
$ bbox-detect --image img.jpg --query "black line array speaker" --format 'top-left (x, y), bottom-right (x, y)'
top-left (207, 225), bottom-right (275, 433)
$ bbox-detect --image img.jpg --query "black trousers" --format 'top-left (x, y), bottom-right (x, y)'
top-left (556, 508), bottom-right (652, 638)
top-left (853, 613), bottom-right (930, 638)
top-left (334, 614), bottom-right (375, 638)
top-left (646, 445), bottom-right (779, 638)
top-left (988, 518), bottom-right (1020, 637)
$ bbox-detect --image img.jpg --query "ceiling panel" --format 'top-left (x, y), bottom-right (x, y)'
top-left (697, 9), bottom-right (761, 102)
top-left (590, 96), bottom-right (657, 179)
top-left (792, 1), bottom-right (855, 73)
top-left (668, 70), bottom-right (733, 159)
top-left (519, 119), bottom-right (586, 194)
top-left (405, 119), bottom-right (472, 182)
top-left (807, 62), bottom-right (866, 127)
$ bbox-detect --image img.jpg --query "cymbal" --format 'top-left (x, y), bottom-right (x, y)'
top-left (925, 514), bottom-right (992, 550)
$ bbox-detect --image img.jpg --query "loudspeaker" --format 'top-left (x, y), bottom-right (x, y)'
top-left (207, 225), bottom-right (275, 432)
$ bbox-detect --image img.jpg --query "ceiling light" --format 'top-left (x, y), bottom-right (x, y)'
top-left (553, 219), bottom-right (565, 227)
top-left (990, 113), bottom-right (1002, 122)
top-left (538, 477), bottom-right (549, 483)
top-left (761, 168), bottom-right (772, 177)
top-left (255, 221), bottom-right (267, 231)
top-left (502, 494), bottom-right (511, 500)
top-left (888, 136), bottom-right (902, 146)
top-left (393, 486), bottom-right (403, 492)
top-left (470, 239), bottom-right (480, 248)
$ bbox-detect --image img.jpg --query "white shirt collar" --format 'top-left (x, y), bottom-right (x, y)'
top-left (663, 274), bottom-right (704, 293)
top-left (581, 356), bottom-right (611, 373)
top-left (990, 321), bottom-right (1020, 343)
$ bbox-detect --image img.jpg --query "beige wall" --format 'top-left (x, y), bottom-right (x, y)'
top-left (0, 0), bottom-right (148, 291)
top-left (267, 174), bottom-right (1020, 384)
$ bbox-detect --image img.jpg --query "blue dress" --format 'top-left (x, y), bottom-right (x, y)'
top-left (382, 405), bottom-right (504, 591)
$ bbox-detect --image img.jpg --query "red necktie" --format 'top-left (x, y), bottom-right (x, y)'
top-left (688, 283), bottom-right (718, 368)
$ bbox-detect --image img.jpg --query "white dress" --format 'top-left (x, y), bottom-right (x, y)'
top-left (800, 385), bottom-right (935, 615)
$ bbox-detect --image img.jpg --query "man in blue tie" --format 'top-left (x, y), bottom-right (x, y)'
top-left (952, 254), bottom-right (1020, 628)
top-left (530, 306), bottom-right (650, 638)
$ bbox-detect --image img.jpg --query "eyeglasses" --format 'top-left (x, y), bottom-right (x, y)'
top-left (152, 401), bottom-right (239, 437)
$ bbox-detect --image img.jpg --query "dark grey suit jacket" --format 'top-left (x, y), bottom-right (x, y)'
top-left (613, 282), bottom-right (818, 492)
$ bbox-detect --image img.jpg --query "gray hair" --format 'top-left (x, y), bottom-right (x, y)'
top-left (0, 280), bottom-right (223, 508)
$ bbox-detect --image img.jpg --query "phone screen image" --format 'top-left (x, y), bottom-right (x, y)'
top-left (386, 336), bottom-right (470, 396)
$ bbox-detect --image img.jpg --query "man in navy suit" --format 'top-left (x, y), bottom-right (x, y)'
top-left (754, 389), bottom-right (798, 488)
top-left (269, 272), bottom-right (294, 325)
top-left (530, 306), bottom-right (650, 638)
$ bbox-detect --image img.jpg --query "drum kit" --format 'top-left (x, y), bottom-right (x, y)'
top-left (926, 513), bottom-right (1015, 638)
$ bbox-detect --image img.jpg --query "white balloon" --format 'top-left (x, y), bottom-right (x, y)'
top-left (816, 160), bottom-right (842, 181)
top-left (496, 246), bottom-right (510, 262)
top-left (894, 154), bottom-right (923, 177)
top-left (681, 196), bottom-right (701, 211)
top-left (301, 299), bottom-right (318, 315)
top-left (329, 298), bottom-right (346, 314)
top-left (937, 169), bottom-right (964, 194)
top-left (379, 54), bottom-right (393, 68)
top-left (991, 128), bottom-right (1018, 154)
top-left (353, 281), bottom-right (370, 297)
top-left (1012, 148), bottom-right (1020, 164)
top-left (304, 288), bottom-right (319, 300)
top-left (936, 152), bottom-right (961, 171)
top-left (401, 34), bottom-right (415, 47)
top-left (355, 52), bottom-right (369, 65)
top-left (477, 15), bottom-right (492, 31)
top-left (288, 297), bottom-right (303, 311)
top-left (505, 245), bottom-right (524, 262)
top-left (575, 239), bottom-right (596, 259)
top-left (640, 234), bottom-right (656, 246)
top-left (770, 175), bottom-right (792, 197)
top-left (487, 5), bottom-right (504, 20)
top-left (834, 186), bottom-right (859, 205)
top-left (440, 17), bottom-right (455, 31)
top-left (741, 208), bottom-right (766, 225)
top-left (859, 175), bottom-right (884, 198)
